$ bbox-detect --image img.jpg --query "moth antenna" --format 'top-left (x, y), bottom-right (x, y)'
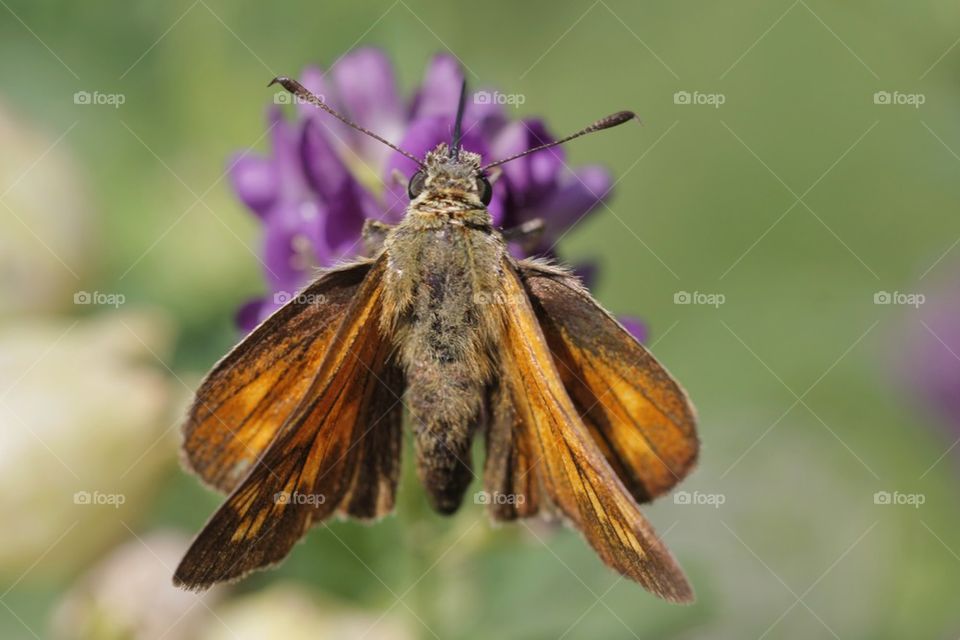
top-left (480, 111), bottom-right (641, 171)
top-left (450, 78), bottom-right (468, 159)
top-left (269, 76), bottom-right (425, 168)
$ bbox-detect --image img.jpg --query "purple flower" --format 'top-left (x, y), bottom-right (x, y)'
top-left (229, 48), bottom-right (643, 339)
top-left (906, 281), bottom-right (960, 435)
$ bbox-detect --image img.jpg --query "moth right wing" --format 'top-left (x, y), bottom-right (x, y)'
top-left (495, 259), bottom-right (693, 603)
top-left (181, 260), bottom-right (372, 493)
top-left (519, 259), bottom-right (698, 504)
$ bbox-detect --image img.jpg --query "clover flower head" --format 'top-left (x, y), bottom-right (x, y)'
top-left (229, 48), bottom-right (643, 340)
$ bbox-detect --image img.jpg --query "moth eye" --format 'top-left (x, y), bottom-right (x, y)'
top-left (477, 175), bottom-right (492, 206)
top-left (407, 171), bottom-right (426, 199)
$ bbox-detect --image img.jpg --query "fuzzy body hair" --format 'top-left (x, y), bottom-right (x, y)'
top-left (379, 144), bottom-right (505, 513)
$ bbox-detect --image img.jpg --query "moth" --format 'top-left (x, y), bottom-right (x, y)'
top-left (174, 77), bottom-right (699, 603)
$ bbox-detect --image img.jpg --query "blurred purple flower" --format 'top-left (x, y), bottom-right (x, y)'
top-left (906, 281), bottom-right (960, 434)
top-left (229, 48), bottom-right (644, 339)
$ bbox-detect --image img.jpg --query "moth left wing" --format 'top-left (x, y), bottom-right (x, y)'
top-left (519, 259), bottom-right (698, 504)
top-left (496, 259), bottom-right (693, 602)
top-left (182, 260), bottom-right (373, 493)
top-left (174, 256), bottom-right (402, 590)
top-left (337, 357), bottom-right (404, 520)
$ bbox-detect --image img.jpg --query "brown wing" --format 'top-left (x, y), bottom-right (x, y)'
top-left (174, 257), bottom-right (402, 590)
top-left (519, 259), bottom-right (698, 504)
top-left (483, 378), bottom-right (541, 521)
top-left (337, 357), bottom-right (404, 520)
top-left (181, 260), bottom-right (372, 493)
top-left (496, 259), bottom-right (693, 603)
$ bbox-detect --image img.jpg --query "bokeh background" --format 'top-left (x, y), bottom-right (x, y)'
top-left (4, 1), bottom-right (960, 638)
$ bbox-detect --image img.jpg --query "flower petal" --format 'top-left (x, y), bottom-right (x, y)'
top-left (301, 118), bottom-right (353, 200)
top-left (532, 164), bottom-right (613, 236)
top-left (331, 48), bottom-right (405, 169)
top-left (411, 55), bottom-right (507, 138)
top-left (296, 66), bottom-right (363, 161)
top-left (572, 260), bottom-right (598, 289)
top-left (618, 316), bottom-right (648, 343)
top-left (235, 297), bottom-right (267, 333)
top-left (295, 66), bottom-right (335, 119)
top-left (302, 119), bottom-right (385, 256)
top-left (227, 152), bottom-right (279, 218)
top-left (907, 292), bottom-right (960, 430)
top-left (467, 88), bottom-right (509, 137)
top-left (412, 54), bottom-right (464, 119)
top-left (491, 120), bottom-right (564, 220)
top-left (262, 200), bottom-right (331, 293)
top-left (266, 105), bottom-right (303, 184)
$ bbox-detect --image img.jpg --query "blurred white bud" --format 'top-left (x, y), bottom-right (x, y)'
top-left (0, 311), bottom-right (180, 582)
top-left (50, 531), bottom-right (221, 640)
top-left (0, 101), bottom-right (92, 316)
top-left (199, 583), bottom-right (414, 640)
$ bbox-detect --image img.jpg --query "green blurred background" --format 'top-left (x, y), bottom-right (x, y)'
top-left (3, 1), bottom-right (960, 638)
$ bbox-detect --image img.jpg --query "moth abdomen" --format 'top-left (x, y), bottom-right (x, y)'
top-left (407, 364), bottom-right (482, 514)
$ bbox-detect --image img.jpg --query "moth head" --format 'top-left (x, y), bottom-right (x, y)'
top-left (406, 144), bottom-right (492, 206)
top-left (269, 76), bottom-right (639, 211)
top-left (406, 78), bottom-right (491, 206)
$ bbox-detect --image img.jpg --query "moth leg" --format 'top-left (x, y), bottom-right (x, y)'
top-left (362, 219), bottom-right (393, 256)
top-left (501, 218), bottom-right (545, 253)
